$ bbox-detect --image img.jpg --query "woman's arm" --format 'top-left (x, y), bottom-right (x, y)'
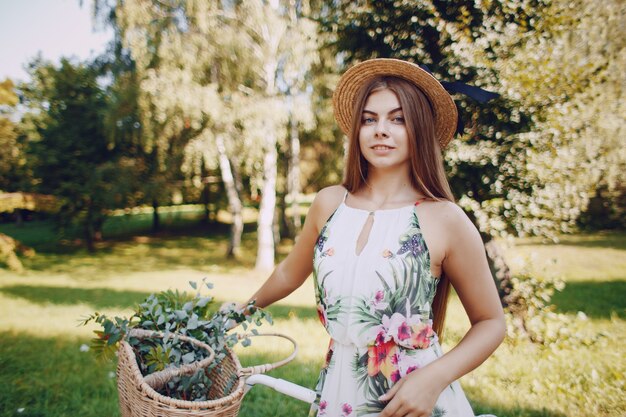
top-left (243, 186), bottom-right (346, 309)
top-left (379, 202), bottom-right (505, 417)
top-left (423, 202), bottom-right (505, 384)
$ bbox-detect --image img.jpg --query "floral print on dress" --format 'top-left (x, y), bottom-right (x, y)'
top-left (318, 400), bottom-right (328, 416)
top-left (314, 270), bottom-right (344, 330)
top-left (314, 210), bottom-right (345, 331)
top-left (397, 233), bottom-right (425, 257)
top-left (311, 200), bottom-right (479, 417)
top-left (350, 211), bottom-right (440, 415)
top-left (309, 340), bottom-right (335, 417)
top-left (341, 403), bottom-right (354, 417)
top-left (367, 290), bottom-right (389, 313)
top-left (316, 209), bottom-right (336, 253)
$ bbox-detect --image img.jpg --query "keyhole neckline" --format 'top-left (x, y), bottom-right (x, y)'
top-left (342, 198), bottom-right (427, 215)
top-left (342, 189), bottom-right (428, 214)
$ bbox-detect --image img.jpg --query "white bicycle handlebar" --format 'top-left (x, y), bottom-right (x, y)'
top-left (245, 374), bottom-right (317, 404)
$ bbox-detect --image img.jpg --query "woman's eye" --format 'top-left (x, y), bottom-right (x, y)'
top-left (392, 116), bottom-right (405, 123)
top-left (362, 117), bottom-right (376, 124)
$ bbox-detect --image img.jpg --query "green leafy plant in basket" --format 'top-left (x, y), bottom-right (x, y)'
top-left (81, 279), bottom-right (272, 401)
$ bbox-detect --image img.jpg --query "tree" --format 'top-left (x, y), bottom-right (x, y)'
top-left (225, 0), bottom-right (320, 270)
top-left (0, 79), bottom-right (27, 193)
top-left (315, 1), bottom-right (559, 335)
top-left (95, 0), bottom-right (221, 233)
top-left (98, 0), bottom-right (322, 269)
top-left (491, 0), bottom-right (626, 231)
top-left (22, 58), bottom-right (113, 251)
top-left (318, 0), bottom-right (625, 339)
top-left (318, 0), bottom-right (548, 236)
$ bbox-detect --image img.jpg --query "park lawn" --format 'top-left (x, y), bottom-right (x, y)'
top-left (0, 215), bottom-right (624, 417)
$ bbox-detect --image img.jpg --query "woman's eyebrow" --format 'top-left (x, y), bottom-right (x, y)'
top-left (362, 107), bottom-right (403, 115)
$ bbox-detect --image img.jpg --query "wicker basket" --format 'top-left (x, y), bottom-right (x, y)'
top-left (117, 329), bottom-right (298, 417)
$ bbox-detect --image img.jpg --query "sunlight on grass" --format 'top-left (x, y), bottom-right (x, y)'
top-left (503, 232), bottom-right (626, 282)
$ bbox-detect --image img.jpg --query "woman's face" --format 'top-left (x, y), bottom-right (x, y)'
top-left (358, 88), bottom-right (410, 172)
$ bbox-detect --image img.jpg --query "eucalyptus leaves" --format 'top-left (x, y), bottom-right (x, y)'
top-left (82, 280), bottom-right (272, 401)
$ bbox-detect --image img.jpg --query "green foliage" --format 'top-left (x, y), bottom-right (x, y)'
top-left (319, 0), bottom-right (624, 335)
top-left (502, 258), bottom-right (605, 348)
top-left (321, 0), bottom-right (624, 237)
top-left (482, 0), bottom-right (625, 234)
top-left (0, 79), bottom-right (29, 192)
top-left (20, 59), bottom-right (112, 248)
top-left (82, 280), bottom-right (272, 402)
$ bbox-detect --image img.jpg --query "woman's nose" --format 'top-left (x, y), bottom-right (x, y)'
top-left (375, 119), bottom-right (389, 137)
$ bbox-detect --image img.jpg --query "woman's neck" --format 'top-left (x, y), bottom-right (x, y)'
top-left (357, 166), bottom-right (422, 206)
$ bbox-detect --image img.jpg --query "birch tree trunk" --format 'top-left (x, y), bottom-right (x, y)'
top-left (255, 137), bottom-right (277, 271)
top-left (287, 113), bottom-right (301, 235)
top-left (216, 133), bottom-right (243, 258)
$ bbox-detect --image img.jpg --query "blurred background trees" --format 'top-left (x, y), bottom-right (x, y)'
top-left (0, 79), bottom-right (24, 193)
top-left (21, 59), bottom-right (116, 251)
top-left (0, 0), bottom-right (623, 274)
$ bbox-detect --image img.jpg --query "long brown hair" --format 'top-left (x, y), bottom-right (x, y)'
top-left (342, 76), bottom-right (454, 338)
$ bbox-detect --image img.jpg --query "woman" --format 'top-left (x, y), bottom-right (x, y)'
top-left (237, 59), bottom-right (505, 417)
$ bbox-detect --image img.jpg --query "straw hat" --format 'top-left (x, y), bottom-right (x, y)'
top-left (332, 58), bottom-right (458, 148)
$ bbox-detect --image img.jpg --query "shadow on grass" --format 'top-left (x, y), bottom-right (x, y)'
top-left (0, 285), bottom-right (152, 310)
top-left (552, 280), bottom-right (626, 319)
top-left (0, 284), bottom-right (318, 322)
top-left (19, 229), bottom-right (261, 278)
top-left (25, 221), bottom-right (235, 254)
top-left (515, 231), bottom-right (626, 250)
top-left (1, 214), bottom-right (256, 254)
top-left (3, 215), bottom-right (285, 278)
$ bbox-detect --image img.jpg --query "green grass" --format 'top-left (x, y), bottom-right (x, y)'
top-left (551, 280), bottom-right (626, 318)
top-left (0, 333), bottom-right (119, 417)
top-left (0, 285), bottom-right (153, 310)
top-left (0, 215), bottom-right (625, 417)
top-left (502, 231), bottom-right (626, 319)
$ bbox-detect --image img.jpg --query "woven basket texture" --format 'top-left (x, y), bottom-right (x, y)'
top-left (117, 339), bottom-right (246, 417)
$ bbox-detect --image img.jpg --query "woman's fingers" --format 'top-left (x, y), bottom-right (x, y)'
top-left (379, 397), bottom-right (402, 417)
top-left (379, 372), bottom-right (437, 417)
top-left (379, 377), bottom-right (403, 402)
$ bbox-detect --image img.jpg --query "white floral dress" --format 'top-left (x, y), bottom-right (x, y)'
top-left (309, 191), bottom-right (495, 417)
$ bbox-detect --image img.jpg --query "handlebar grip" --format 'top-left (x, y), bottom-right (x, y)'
top-left (273, 378), bottom-right (317, 403)
top-left (245, 374), bottom-right (316, 404)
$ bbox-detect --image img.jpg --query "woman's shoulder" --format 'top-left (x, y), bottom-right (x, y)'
top-left (426, 199), bottom-right (466, 218)
top-left (315, 185), bottom-right (346, 203)
top-left (424, 199), bottom-right (482, 249)
top-left (422, 199), bottom-right (477, 233)
top-left (310, 185), bottom-right (346, 230)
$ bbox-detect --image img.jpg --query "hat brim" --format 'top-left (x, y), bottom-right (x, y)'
top-left (332, 58), bottom-right (458, 148)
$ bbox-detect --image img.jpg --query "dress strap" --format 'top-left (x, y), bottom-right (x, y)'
top-left (342, 188), bottom-right (349, 203)
top-left (414, 197), bottom-right (429, 206)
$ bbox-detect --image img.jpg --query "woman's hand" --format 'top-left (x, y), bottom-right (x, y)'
top-left (378, 365), bottom-right (447, 417)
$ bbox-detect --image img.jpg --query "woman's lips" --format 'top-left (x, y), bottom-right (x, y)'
top-left (370, 145), bottom-right (395, 154)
